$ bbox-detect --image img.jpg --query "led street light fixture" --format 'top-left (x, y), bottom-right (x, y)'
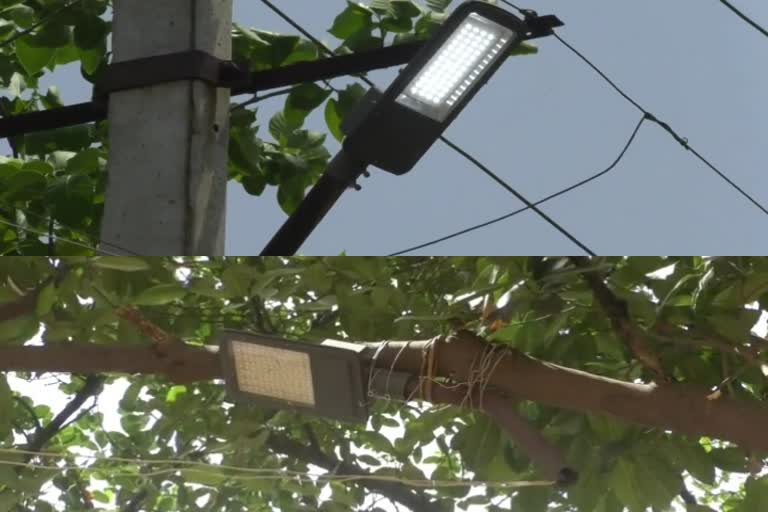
top-left (343, 1), bottom-right (538, 175)
top-left (260, 2), bottom-right (563, 255)
top-left (395, 13), bottom-right (516, 122)
top-left (219, 330), bottom-right (368, 423)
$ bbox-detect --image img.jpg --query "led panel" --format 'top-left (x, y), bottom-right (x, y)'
top-left (219, 330), bottom-right (369, 422)
top-left (395, 13), bottom-right (516, 121)
top-left (230, 340), bottom-right (316, 406)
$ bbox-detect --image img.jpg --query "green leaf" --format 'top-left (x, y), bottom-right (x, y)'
top-left (329, 1), bottom-right (374, 40)
top-left (165, 385), bottom-right (187, 403)
top-left (73, 15), bottom-right (108, 49)
top-left (743, 477), bottom-right (768, 511)
top-left (511, 486), bottom-right (551, 512)
top-left (132, 284), bottom-right (187, 306)
top-left (3, 4), bottom-right (35, 28)
top-left (277, 179), bottom-right (306, 215)
top-left (27, 22), bottom-right (70, 48)
top-left (35, 282), bottom-right (56, 316)
top-left (23, 125), bottom-right (92, 155)
top-left (610, 458), bottom-right (645, 512)
top-left (381, 0), bottom-right (422, 32)
top-left (426, 0), bottom-right (452, 12)
top-left (0, 376), bottom-right (12, 439)
top-left (324, 84), bottom-right (366, 142)
top-left (268, 111), bottom-right (291, 144)
top-left (509, 41), bottom-right (539, 57)
top-left (452, 415), bottom-right (502, 477)
top-left (47, 174), bottom-right (95, 227)
top-left (15, 38), bottom-right (54, 76)
top-left (1, 170), bottom-right (46, 202)
top-left (241, 171), bottom-right (267, 196)
top-left (91, 257), bottom-right (150, 272)
top-left (284, 83), bottom-right (332, 128)
top-left (78, 44), bottom-right (106, 75)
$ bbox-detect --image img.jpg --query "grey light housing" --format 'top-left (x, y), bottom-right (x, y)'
top-left (219, 330), bottom-right (368, 423)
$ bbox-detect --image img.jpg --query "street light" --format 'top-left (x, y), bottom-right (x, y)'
top-left (219, 330), bottom-right (369, 422)
top-left (261, 2), bottom-right (562, 255)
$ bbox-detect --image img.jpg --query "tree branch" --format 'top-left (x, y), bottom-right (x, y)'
top-left (0, 293), bottom-right (36, 323)
top-left (434, 386), bottom-right (577, 485)
top-left (25, 375), bottom-right (105, 454)
top-left (3, 333), bottom-right (768, 452)
top-left (267, 433), bottom-right (445, 512)
top-left (570, 256), bottom-right (667, 380)
top-left (361, 333), bottom-right (768, 453)
top-left (0, 343), bottom-right (222, 383)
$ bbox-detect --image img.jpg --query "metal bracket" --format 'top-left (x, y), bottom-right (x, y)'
top-left (93, 50), bottom-right (247, 101)
top-left (523, 14), bottom-right (564, 40)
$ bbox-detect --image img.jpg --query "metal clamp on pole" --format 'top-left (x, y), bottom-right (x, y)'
top-left (93, 50), bottom-right (248, 101)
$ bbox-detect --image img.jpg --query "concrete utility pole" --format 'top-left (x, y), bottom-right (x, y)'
top-left (100, 0), bottom-right (232, 255)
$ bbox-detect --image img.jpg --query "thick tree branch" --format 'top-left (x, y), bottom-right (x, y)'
top-left (0, 343), bottom-right (222, 383)
top-left (0, 293), bottom-right (36, 323)
top-left (268, 433), bottom-right (444, 512)
top-left (570, 256), bottom-right (667, 379)
top-left (2, 334), bottom-right (767, 452)
top-left (362, 333), bottom-right (768, 453)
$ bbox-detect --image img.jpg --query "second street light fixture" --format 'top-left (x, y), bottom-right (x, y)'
top-left (261, 2), bottom-right (563, 255)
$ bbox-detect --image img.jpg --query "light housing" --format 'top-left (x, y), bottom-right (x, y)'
top-left (219, 330), bottom-right (368, 423)
top-left (343, 1), bottom-right (531, 175)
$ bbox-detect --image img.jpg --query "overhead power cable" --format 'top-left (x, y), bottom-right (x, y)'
top-left (390, 114), bottom-right (646, 255)
top-left (498, 0), bottom-right (768, 219)
top-left (0, 215), bottom-right (123, 256)
top-left (0, 205), bottom-right (143, 256)
top-left (718, 0), bottom-right (768, 38)
top-left (258, 0), bottom-right (594, 254)
top-left (439, 135), bottom-right (595, 255)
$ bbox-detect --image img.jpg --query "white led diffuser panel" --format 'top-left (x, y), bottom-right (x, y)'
top-left (231, 340), bottom-right (316, 406)
top-left (396, 13), bottom-right (516, 121)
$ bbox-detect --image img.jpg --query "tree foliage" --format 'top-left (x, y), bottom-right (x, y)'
top-left (0, 256), bottom-right (767, 511)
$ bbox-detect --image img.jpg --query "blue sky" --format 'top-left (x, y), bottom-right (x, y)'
top-left (7, 0), bottom-right (768, 255)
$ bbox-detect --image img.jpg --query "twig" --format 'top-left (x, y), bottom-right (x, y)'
top-left (13, 396), bottom-right (42, 433)
top-left (653, 322), bottom-right (763, 368)
top-left (24, 375), bottom-right (104, 456)
top-left (230, 87), bottom-right (295, 112)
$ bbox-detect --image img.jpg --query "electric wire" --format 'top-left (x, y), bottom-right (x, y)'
top-left (439, 135), bottom-right (596, 255)
top-left (389, 114), bottom-right (647, 255)
top-left (0, 0), bottom-right (85, 50)
top-left (718, 0), bottom-right (768, 39)
top-left (499, 0), bottom-right (768, 219)
top-left (0, 206), bottom-right (143, 256)
top-left (0, 215), bottom-right (123, 256)
top-left (0, 447), bottom-right (554, 489)
top-left (258, 0), bottom-right (595, 254)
